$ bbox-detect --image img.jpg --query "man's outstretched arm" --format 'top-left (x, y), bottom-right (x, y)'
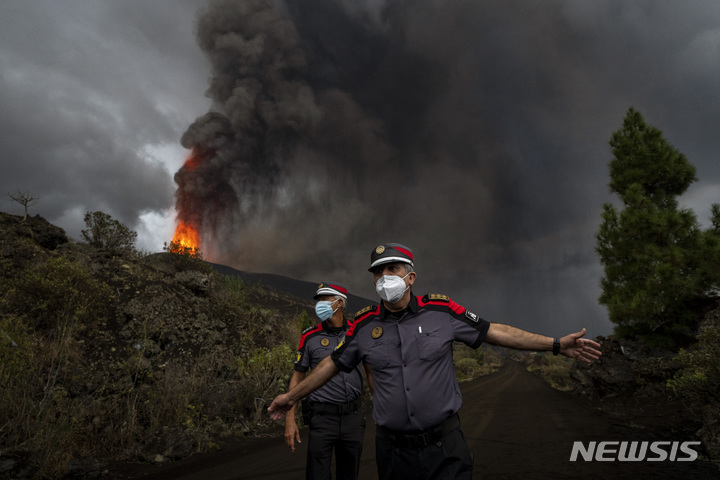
top-left (485, 324), bottom-right (602, 364)
top-left (268, 356), bottom-right (340, 421)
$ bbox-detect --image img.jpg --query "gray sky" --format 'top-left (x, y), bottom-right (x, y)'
top-left (2, 1), bottom-right (719, 338)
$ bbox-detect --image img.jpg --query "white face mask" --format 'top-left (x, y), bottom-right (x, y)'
top-left (375, 273), bottom-right (410, 304)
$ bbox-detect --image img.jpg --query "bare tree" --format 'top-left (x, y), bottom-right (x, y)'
top-left (8, 191), bottom-right (39, 221)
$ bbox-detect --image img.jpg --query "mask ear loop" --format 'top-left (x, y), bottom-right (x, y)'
top-left (331, 298), bottom-right (342, 315)
top-left (400, 273), bottom-right (411, 296)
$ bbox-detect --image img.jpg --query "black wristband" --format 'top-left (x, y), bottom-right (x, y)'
top-left (552, 338), bottom-right (560, 356)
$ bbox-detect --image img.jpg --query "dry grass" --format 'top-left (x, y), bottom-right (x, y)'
top-left (453, 343), bottom-right (503, 382)
top-left (526, 354), bottom-right (575, 391)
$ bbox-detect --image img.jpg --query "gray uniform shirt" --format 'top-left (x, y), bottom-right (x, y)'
top-left (332, 294), bottom-right (490, 432)
top-left (295, 320), bottom-right (364, 404)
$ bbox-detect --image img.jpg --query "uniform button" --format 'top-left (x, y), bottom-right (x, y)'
top-left (406, 387), bottom-right (410, 391)
top-left (410, 412), bottom-right (414, 417)
top-left (402, 363), bottom-right (407, 367)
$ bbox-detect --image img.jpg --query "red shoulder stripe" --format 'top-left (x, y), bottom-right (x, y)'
top-left (418, 296), bottom-right (465, 315)
top-left (346, 305), bottom-right (380, 338)
top-left (297, 324), bottom-right (323, 350)
top-left (447, 299), bottom-right (465, 315)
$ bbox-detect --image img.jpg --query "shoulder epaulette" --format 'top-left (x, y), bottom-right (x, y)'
top-left (423, 293), bottom-right (450, 302)
top-left (301, 324), bottom-right (320, 335)
top-left (297, 323), bottom-right (324, 350)
top-left (355, 305), bottom-right (374, 317)
top-left (345, 305), bottom-right (379, 339)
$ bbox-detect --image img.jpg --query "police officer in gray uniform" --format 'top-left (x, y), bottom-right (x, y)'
top-left (271, 244), bottom-right (602, 480)
top-left (284, 282), bottom-right (371, 480)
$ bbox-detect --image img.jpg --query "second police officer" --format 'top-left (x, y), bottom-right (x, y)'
top-left (284, 282), bottom-right (373, 480)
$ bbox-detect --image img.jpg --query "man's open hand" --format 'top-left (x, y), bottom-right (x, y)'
top-left (560, 328), bottom-right (602, 364)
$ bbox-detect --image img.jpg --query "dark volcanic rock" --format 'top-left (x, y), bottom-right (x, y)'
top-left (0, 212), bottom-right (68, 250)
top-left (25, 214), bottom-right (68, 250)
top-left (570, 336), bottom-right (679, 398)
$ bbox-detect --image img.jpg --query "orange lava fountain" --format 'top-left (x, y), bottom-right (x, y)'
top-left (171, 148), bottom-right (203, 253)
top-left (172, 220), bottom-right (200, 251)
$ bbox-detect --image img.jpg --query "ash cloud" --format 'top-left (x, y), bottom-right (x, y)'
top-left (0, 0), bottom-right (210, 245)
top-left (177, 0), bottom-right (720, 336)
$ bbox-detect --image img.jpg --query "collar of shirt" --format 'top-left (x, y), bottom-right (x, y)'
top-left (322, 319), bottom-right (350, 334)
top-left (379, 294), bottom-right (420, 319)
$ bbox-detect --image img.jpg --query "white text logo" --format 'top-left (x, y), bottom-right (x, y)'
top-left (569, 441), bottom-right (701, 462)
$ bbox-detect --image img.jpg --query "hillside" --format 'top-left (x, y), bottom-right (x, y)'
top-left (208, 263), bottom-right (374, 314)
top-left (0, 212), bottom-right (368, 479)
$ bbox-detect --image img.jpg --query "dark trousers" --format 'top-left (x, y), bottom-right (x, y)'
top-left (306, 409), bottom-right (365, 480)
top-left (375, 427), bottom-right (473, 480)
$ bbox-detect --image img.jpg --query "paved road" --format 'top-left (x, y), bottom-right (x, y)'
top-left (123, 361), bottom-right (718, 479)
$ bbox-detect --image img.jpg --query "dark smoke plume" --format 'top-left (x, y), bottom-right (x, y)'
top-left (176, 0), bottom-right (615, 335)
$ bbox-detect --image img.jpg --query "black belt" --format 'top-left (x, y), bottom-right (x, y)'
top-left (309, 399), bottom-right (361, 416)
top-left (376, 414), bottom-right (461, 449)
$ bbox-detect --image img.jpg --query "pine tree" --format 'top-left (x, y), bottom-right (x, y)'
top-left (596, 108), bottom-right (702, 345)
top-left (697, 204), bottom-right (720, 297)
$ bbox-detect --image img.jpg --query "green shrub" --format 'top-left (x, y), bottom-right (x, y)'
top-left (0, 315), bottom-right (87, 477)
top-left (0, 316), bottom-right (33, 444)
top-left (452, 343), bottom-right (500, 382)
top-left (527, 354), bottom-right (575, 391)
top-left (237, 344), bottom-right (294, 428)
top-left (214, 274), bottom-right (252, 309)
top-left (296, 310), bottom-right (315, 333)
top-left (474, 347), bottom-right (484, 364)
top-left (3, 257), bottom-right (112, 332)
top-left (0, 315), bottom-right (31, 381)
top-left (81, 211), bottom-right (137, 255)
top-left (668, 323), bottom-right (720, 403)
top-left (455, 357), bottom-right (482, 382)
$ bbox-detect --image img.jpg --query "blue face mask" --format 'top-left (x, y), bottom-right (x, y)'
top-left (315, 299), bottom-right (341, 321)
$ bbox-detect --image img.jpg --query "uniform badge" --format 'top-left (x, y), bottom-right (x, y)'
top-left (372, 326), bottom-right (383, 339)
top-left (318, 282), bottom-right (324, 289)
top-left (427, 293), bottom-right (449, 302)
top-left (375, 245), bottom-right (385, 254)
top-left (320, 338), bottom-right (330, 347)
top-left (295, 351), bottom-right (302, 363)
top-left (465, 310), bottom-right (479, 322)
